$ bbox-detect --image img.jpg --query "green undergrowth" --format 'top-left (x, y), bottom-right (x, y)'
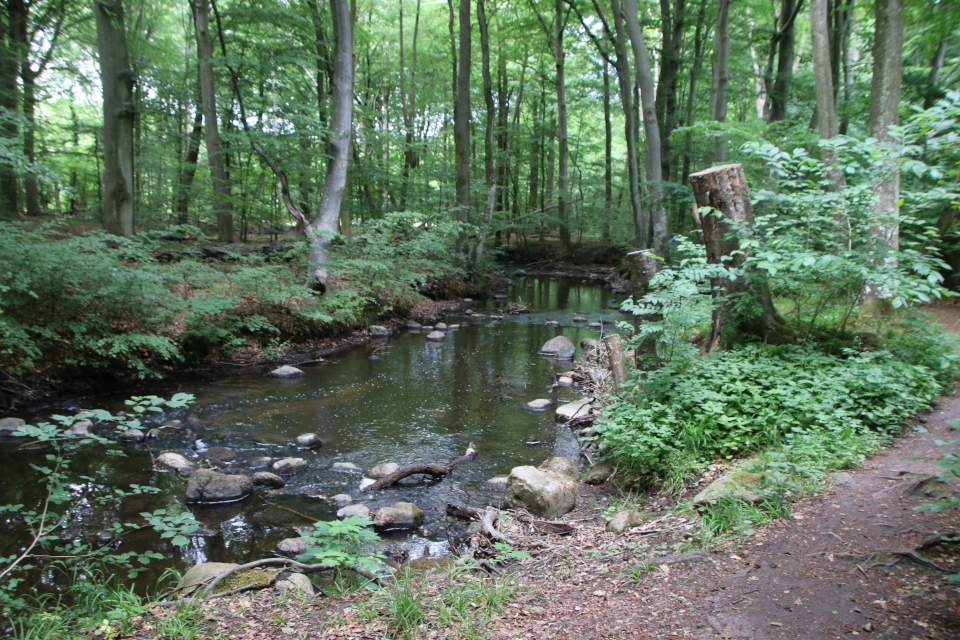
top-left (0, 214), bottom-right (474, 381)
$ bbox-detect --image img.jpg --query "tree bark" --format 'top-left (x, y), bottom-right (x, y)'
top-left (554, 0), bottom-right (570, 254)
top-left (191, 0), bottom-right (235, 242)
top-left (602, 52), bottom-right (612, 241)
top-left (627, 248), bottom-right (660, 363)
top-left (398, 0), bottom-right (421, 209)
top-left (308, 0), bottom-right (353, 289)
top-left (361, 443), bottom-right (477, 491)
top-left (173, 106), bottom-right (203, 223)
top-left (810, 0), bottom-right (845, 190)
top-left (711, 0), bottom-right (730, 162)
top-left (453, 0), bottom-right (471, 227)
top-left (656, 0), bottom-right (685, 183)
top-left (95, 0), bottom-right (135, 238)
top-left (474, 0), bottom-right (496, 265)
top-left (680, 0), bottom-right (706, 186)
top-left (766, 0), bottom-right (801, 123)
top-left (868, 0), bottom-right (903, 259)
top-left (623, 0), bottom-right (666, 258)
top-left (0, 3), bottom-right (20, 218)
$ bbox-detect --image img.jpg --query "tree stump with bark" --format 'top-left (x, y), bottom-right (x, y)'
top-left (627, 249), bottom-right (661, 365)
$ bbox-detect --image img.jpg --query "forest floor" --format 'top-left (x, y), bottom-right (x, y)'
top-left (120, 306), bottom-right (960, 640)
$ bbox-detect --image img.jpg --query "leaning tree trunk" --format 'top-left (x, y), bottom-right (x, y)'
top-left (309, 0), bottom-right (353, 290)
top-left (95, 0), bottom-right (135, 237)
top-left (690, 164), bottom-right (781, 352)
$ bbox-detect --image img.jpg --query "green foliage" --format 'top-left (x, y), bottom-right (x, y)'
top-left (596, 345), bottom-right (940, 477)
top-left (882, 313), bottom-right (960, 387)
top-left (297, 516), bottom-right (383, 572)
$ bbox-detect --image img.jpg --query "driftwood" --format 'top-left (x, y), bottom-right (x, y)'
top-left (362, 443), bottom-right (477, 492)
top-left (602, 334), bottom-right (626, 388)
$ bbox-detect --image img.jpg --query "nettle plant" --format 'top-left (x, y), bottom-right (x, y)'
top-left (297, 516), bottom-right (383, 574)
top-left (0, 394), bottom-right (200, 611)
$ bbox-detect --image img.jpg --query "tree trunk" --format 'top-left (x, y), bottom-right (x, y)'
top-left (0, 3), bottom-right (20, 218)
top-left (474, 0), bottom-right (496, 265)
top-left (602, 53), bottom-right (612, 242)
top-left (656, 0), bottom-right (685, 183)
top-left (690, 164), bottom-right (779, 352)
top-left (810, 0), bottom-right (845, 190)
top-left (173, 106), bottom-right (203, 223)
top-left (868, 0), bottom-right (903, 261)
top-left (398, 0), bottom-right (421, 209)
top-left (554, 0), bottom-right (570, 254)
top-left (624, 0), bottom-right (666, 258)
top-left (627, 248), bottom-right (660, 363)
top-left (766, 0), bottom-right (800, 123)
top-left (95, 0), bottom-right (135, 237)
top-left (681, 0), bottom-right (706, 186)
top-left (527, 99), bottom-right (540, 220)
top-left (454, 0), bottom-right (471, 227)
top-left (308, 0), bottom-right (353, 289)
top-left (712, 0), bottom-right (729, 163)
top-left (191, 0), bottom-right (235, 242)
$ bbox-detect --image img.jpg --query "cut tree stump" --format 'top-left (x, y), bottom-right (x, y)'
top-left (361, 443), bottom-right (477, 491)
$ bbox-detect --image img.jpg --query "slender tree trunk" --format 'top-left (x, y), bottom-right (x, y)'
top-left (20, 64), bottom-right (39, 215)
top-left (398, 0), bottom-right (421, 209)
top-left (811, 0), bottom-right (845, 190)
top-left (527, 99), bottom-right (540, 219)
top-left (712, 0), bottom-right (729, 163)
top-left (305, 0), bottom-right (331, 127)
top-left (308, 0), bottom-right (353, 289)
top-left (454, 0), bottom-right (471, 225)
top-left (656, 0), bottom-right (685, 183)
top-left (192, 0), bottom-right (235, 242)
top-left (0, 4), bottom-right (20, 218)
top-left (174, 106), bottom-right (203, 222)
top-left (624, 0), bottom-right (666, 257)
top-left (767, 0), bottom-right (800, 123)
top-left (868, 0), bottom-right (903, 260)
top-left (474, 0), bottom-right (496, 264)
top-left (602, 53), bottom-right (612, 241)
top-left (839, 0), bottom-right (853, 134)
top-left (95, 0), bottom-right (135, 237)
top-left (554, 0), bottom-right (570, 254)
top-left (681, 0), bottom-right (706, 185)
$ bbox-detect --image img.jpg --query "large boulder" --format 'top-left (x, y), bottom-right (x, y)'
top-left (273, 458), bottom-right (307, 474)
top-left (538, 456), bottom-right (578, 480)
top-left (157, 452), bottom-right (200, 475)
top-left (178, 562), bottom-right (240, 595)
top-left (374, 502), bottom-right (425, 529)
top-left (539, 336), bottom-right (576, 360)
top-left (556, 400), bottom-right (593, 421)
top-left (503, 466), bottom-right (578, 519)
top-left (606, 510), bottom-right (643, 534)
top-left (268, 365), bottom-right (304, 378)
top-left (185, 469), bottom-right (253, 504)
top-left (693, 471), bottom-right (765, 506)
top-left (367, 462), bottom-right (400, 479)
top-left (0, 417), bottom-right (26, 436)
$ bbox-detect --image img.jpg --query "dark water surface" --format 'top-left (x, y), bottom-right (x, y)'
top-left (1, 274), bottom-right (629, 592)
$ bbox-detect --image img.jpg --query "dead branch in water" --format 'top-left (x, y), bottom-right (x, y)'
top-left (361, 443), bottom-right (477, 491)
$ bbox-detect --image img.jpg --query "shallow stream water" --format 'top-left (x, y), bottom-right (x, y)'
top-left (0, 273), bottom-right (630, 593)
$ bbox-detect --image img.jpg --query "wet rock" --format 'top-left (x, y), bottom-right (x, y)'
top-left (573, 316), bottom-right (587, 322)
top-left (422, 326), bottom-right (434, 331)
top-left (693, 471), bottom-right (765, 506)
top-left (367, 462), bottom-right (400, 479)
top-left (71, 420), bottom-right (93, 437)
top-left (539, 336), bottom-right (576, 360)
top-left (185, 469), bottom-right (253, 504)
top-left (504, 466), bottom-right (578, 519)
top-left (405, 320), bottom-right (422, 329)
top-left (252, 472), bottom-right (286, 488)
top-left (448, 324), bottom-right (461, 330)
top-left (276, 537), bottom-right (310, 557)
top-left (539, 456), bottom-right (578, 479)
top-left (332, 462), bottom-right (362, 472)
top-left (268, 365), bottom-right (304, 378)
top-left (587, 322), bottom-right (602, 329)
top-left (544, 320), bottom-right (560, 326)
top-left (557, 376), bottom-right (573, 386)
top-left (493, 293), bottom-right (509, 300)
top-left (426, 331), bottom-right (445, 342)
top-left (332, 494), bottom-right (353, 507)
top-left (359, 478), bottom-right (376, 490)
top-left (302, 487), bottom-right (326, 499)
top-left (463, 298), bottom-right (474, 303)
top-left (484, 475), bottom-right (509, 491)
top-left (118, 429), bottom-right (145, 443)
top-left (375, 502), bottom-right (425, 529)
top-left (435, 322), bottom-right (448, 330)
top-left (178, 562), bottom-right (240, 595)
top-left (186, 414), bottom-right (202, 427)
top-left (272, 458), bottom-right (308, 474)
top-left (525, 398), bottom-right (553, 411)
top-left (248, 456), bottom-right (273, 470)
top-left (465, 309), bottom-right (474, 316)
top-left (157, 452), bottom-right (200, 475)
top-left (370, 325), bottom-right (390, 336)
top-left (337, 504), bottom-right (372, 519)
top-left (555, 400), bottom-right (593, 421)
top-left (0, 417), bottom-right (25, 436)
top-left (204, 446), bottom-right (238, 463)
top-left (582, 462), bottom-right (615, 485)
top-left (296, 433), bottom-right (322, 448)
top-left (274, 573), bottom-right (314, 595)
top-left (606, 510), bottom-right (643, 534)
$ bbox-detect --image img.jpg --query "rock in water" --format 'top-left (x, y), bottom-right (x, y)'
top-left (157, 452), bottom-right (199, 475)
top-left (367, 462), bottom-right (400, 479)
top-left (370, 325), bottom-right (390, 336)
top-left (252, 471), bottom-right (286, 488)
top-left (296, 433), bottom-right (322, 448)
top-left (71, 420), bottom-right (93, 437)
top-left (272, 458), bottom-right (307, 474)
top-left (539, 336), bottom-right (576, 360)
top-left (557, 376), bottom-right (574, 386)
top-left (118, 429), bottom-right (145, 443)
top-left (503, 466), bottom-right (578, 519)
top-left (337, 504), bottom-right (372, 519)
top-left (484, 475), bottom-right (509, 492)
top-left (204, 446), bottom-right (237, 463)
top-left (555, 400), bottom-right (593, 421)
top-left (435, 322), bottom-right (448, 330)
top-left (276, 537), bottom-right (311, 557)
top-left (332, 462), bottom-right (361, 472)
top-left (0, 417), bottom-right (26, 436)
top-left (538, 456), bottom-right (578, 479)
top-left (332, 494), bottom-right (353, 507)
top-left (374, 502), bottom-right (425, 529)
top-left (425, 331), bottom-right (445, 342)
top-left (606, 510), bottom-right (643, 534)
top-left (268, 365), bottom-right (304, 378)
top-left (405, 320), bottom-right (422, 329)
top-left (185, 469), bottom-right (253, 504)
top-left (525, 398), bottom-right (553, 411)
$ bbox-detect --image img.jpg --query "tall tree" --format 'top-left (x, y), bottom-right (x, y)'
top-left (94, 0), bottom-right (135, 237)
top-left (191, 0), bottom-right (235, 242)
top-left (810, 0), bottom-right (844, 189)
top-left (474, 0), bottom-right (496, 264)
top-left (453, 0), bottom-right (471, 226)
top-left (655, 0), bottom-right (685, 182)
top-left (711, 0), bottom-right (729, 163)
top-left (765, 0), bottom-right (803, 123)
top-left (0, 0), bottom-right (20, 218)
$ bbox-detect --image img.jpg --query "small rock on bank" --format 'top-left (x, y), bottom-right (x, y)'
top-left (693, 471), bottom-right (765, 506)
top-left (582, 462), bottom-right (615, 485)
top-left (606, 510), bottom-right (643, 534)
top-left (0, 417), bottom-right (25, 436)
top-left (274, 573), bottom-right (314, 595)
top-left (374, 502), bottom-right (424, 529)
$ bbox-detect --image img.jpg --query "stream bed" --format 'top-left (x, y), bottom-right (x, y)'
top-left (1, 273), bottom-right (631, 592)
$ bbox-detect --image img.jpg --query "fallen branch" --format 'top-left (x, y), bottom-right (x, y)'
top-left (481, 507), bottom-right (515, 546)
top-left (362, 443), bottom-right (477, 492)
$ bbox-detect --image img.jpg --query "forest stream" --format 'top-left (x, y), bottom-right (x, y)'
top-left (0, 273), bottom-right (629, 596)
